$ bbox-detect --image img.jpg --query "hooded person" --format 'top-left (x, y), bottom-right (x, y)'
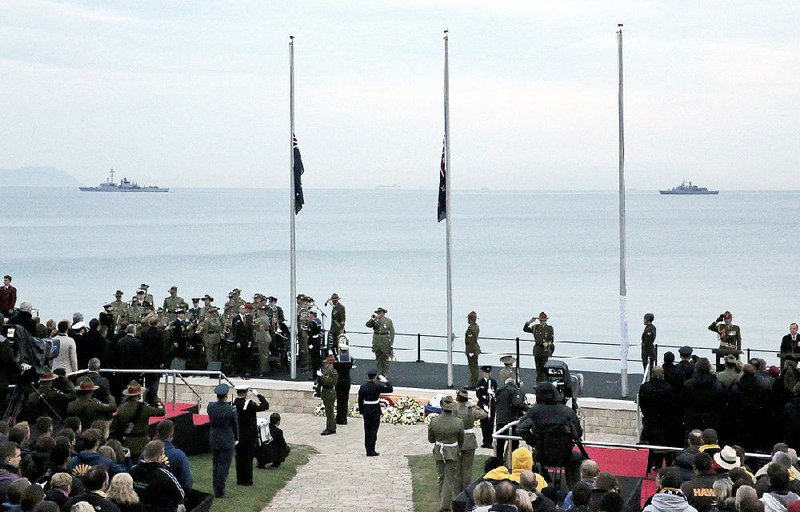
top-left (644, 467), bottom-right (698, 512)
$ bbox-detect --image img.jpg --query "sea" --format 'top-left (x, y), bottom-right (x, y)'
top-left (3, 187), bottom-right (799, 374)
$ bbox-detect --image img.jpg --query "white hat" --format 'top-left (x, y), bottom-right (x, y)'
top-left (234, 384), bottom-right (250, 392)
top-left (71, 321), bottom-right (85, 330)
top-left (714, 445), bottom-right (741, 470)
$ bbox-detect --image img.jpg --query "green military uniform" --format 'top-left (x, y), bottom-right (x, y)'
top-left (366, 309), bottom-right (395, 376)
top-left (26, 371), bottom-right (75, 421)
top-left (139, 284), bottom-right (155, 311)
top-left (163, 288), bottom-right (188, 323)
top-left (428, 396), bottom-right (465, 512)
top-left (498, 355), bottom-right (516, 385)
top-left (330, 294), bottom-right (346, 350)
top-left (254, 312), bottom-right (272, 376)
top-left (524, 313), bottom-right (555, 382)
top-left (128, 299), bottom-right (144, 335)
top-left (111, 292), bottom-right (129, 326)
top-left (709, 313), bottom-right (742, 351)
top-left (319, 359), bottom-right (339, 434)
top-left (196, 309), bottom-right (223, 364)
top-left (454, 392), bottom-right (488, 492)
top-left (67, 378), bottom-right (117, 430)
top-left (297, 298), bottom-right (311, 367)
top-left (110, 381), bottom-right (166, 459)
top-left (465, 313), bottom-right (481, 387)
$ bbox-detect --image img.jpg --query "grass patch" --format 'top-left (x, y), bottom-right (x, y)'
top-left (188, 444), bottom-right (316, 512)
top-left (407, 453), bottom-right (490, 512)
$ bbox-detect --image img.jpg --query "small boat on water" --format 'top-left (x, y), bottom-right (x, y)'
top-left (659, 180), bottom-right (718, 195)
top-left (79, 169), bottom-right (168, 193)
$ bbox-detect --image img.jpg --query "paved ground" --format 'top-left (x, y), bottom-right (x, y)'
top-left (260, 411), bottom-right (634, 512)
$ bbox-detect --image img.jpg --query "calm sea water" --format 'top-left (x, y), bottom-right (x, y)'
top-left (3, 187), bottom-right (799, 373)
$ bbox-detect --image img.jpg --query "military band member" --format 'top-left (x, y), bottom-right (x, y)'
top-left (358, 369), bottom-right (393, 456)
top-left (308, 310), bottom-right (323, 377)
top-left (366, 307), bottom-right (395, 376)
top-left (455, 389), bottom-right (487, 492)
top-left (201, 294), bottom-right (214, 321)
top-left (266, 296), bottom-right (285, 336)
top-left (498, 355), bottom-right (516, 385)
top-left (465, 311), bottom-right (481, 387)
top-left (524, 312), bottom-right (555, 382)
top-left (196, 306), bottom-right (222, 364)
top-left (254, 305), bottom-right (272, 376)
top-left (709, 311), bottom-right (741, 351)
top-left (139, 283), bottom-right (155, 309)
top-left (329, 293), bottom-right (346, 351)
top-left (230, 304), bottom-right (254, 377)
top-left (163, 286), bottom-right (188, 323)
top-left (128, 296), bottom-right (144, 335)
top-left (642, 313), bottom-right (657, 371)
top-left (67, 377), bottom-right (117, 430)
top-left (297, 295), bottom-right (311, 368)
top-left (111, 290), bottom-right (128, 325)
top-left (169, 308), bottom-right (191, 360)
top-left (319, 355), bottom-right (338, 435)
top-left (110, 380), bottom-right (165, 460)
top-left (189, 298), bottom-right (203, 322)
top-left (476, 365), bottom-right (498, 449)
top-left (232, 385), bottom-right (269, 486)
top-left (428, 395), bottom-right (465, 512)
top-left (223, 292), bottom-right (238, 331)
top-left (333, 337), bottom-right (354, 425)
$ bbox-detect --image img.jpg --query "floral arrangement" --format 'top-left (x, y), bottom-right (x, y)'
top-left (315, 395), bottom-right (425, 425)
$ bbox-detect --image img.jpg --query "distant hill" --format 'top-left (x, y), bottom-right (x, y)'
top-left (0, 166), bottom-right (81, 187)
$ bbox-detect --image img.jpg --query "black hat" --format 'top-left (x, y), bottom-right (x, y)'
top-left (268, 296), bottom-right (278, 302)
top-left (480, 365), bottom-right (492, 373)
top-left (367, 368), bottom-right (379, 377)
top-left (678, 345), bottom-right (693, 356)
top-left (191, 297), bottom-right (200, 302)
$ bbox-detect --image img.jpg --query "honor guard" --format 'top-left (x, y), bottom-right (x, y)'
top-left (333, 337), bottom-right (354, 425)
top-left (207, 383), bottom-right (238, 499)
top-left (465, 311), bottom-right (481, 387)
top-left (232, 384), bottom-right (269, 486)
top-left (709, 311), bottom-right (742, 351)
top-left (454, 389), bottom-right (487, 492)
top-left (308, 310), bottom-right (323, 376)
top-left (26, 368), bottom-right (74, 421)
top-left (476, 365), bottom-right (498, 449)
top-left (366, 307), bottom-right (395, 376)
top-left (318, 355), bottom-right (338, 435)
top-left (111, 290), bottom-right (129, 325)
top-left (498, 355), bottom-right (516, 385)
top-left (329, 293), bottom-right (346, 352)
top-left (524, 312), bottom-right (555, 382)
top-left (358, 369), bottom-right (393, 456)
top-left (428, 395), bottom-right (465, 512)
top-left (110, 380), bottom-right (165, 460)
top-left (67, 377), bottom-right (117, 430)
top-left (641, 313), bottom-right (657, 371)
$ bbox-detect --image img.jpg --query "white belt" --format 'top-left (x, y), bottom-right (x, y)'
top-left (435, 441), bottom-right (458, 457)
top-left (463, 428), bottom-right (475, 435)
top-left (362, 399), bottom-right (380, 405)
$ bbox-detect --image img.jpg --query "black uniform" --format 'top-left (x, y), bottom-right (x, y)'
top-left (493, 381), bottom-right (528, 458)
top-left (308, 318), bottom-right (323, 376)
top-left (230, 314), bottom-right (253, 376)
top-left (333, 353), bottom-right (354, 424)
top-left (358, 377), bottom-right (393, 456)
top-left (475, 374), bottom-right (498, 449)
top-left (638, 377), bottom-right (680, 470)
top-left (641, 323), bottom-right (657, 371)
top-left (233, 394), bottom-right (269, 485)
top-left (129, 460), bottom-right (185, 512)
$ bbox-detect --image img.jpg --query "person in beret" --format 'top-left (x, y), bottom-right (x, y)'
top-left (207, 383), bottom-right (238, 499)
top-left (708, 311), bottom-right (741, 351)
top-left (366, 308), bottom-right (395, 376)
top-left (465, 311), bottom-right (481, 387)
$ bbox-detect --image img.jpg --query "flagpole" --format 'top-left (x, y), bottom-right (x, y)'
top-left (289, 35), bottom-right (298, 381)
top-left (444, 29), bottom-right (454, 388)
top-left (617, 24), bottom-right (629, 398)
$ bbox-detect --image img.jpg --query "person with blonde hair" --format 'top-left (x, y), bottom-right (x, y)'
top-left (71, 502), bottom-right (94, 512)
top-left (471, 481), bottom-right (495, 512)
top-left (515, 489), bottom-right (534, 512)
top-left (106, 473), bottom-right (143, 512)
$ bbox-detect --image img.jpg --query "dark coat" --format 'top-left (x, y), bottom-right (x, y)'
top-left (494, 382), bottom-right (528, 424)
top-left (207, 400), bottom-right (238, 450)
top-left (80, 329), bottom-right (109, 369)
top-left (230, 315), bottom-right (253, 345)
top-left (638, 378), bottom-right (681, 445)
top-left (682, 373), bottom-right (725, 432)
top-left (233, 395), bottom-right (269, 447)
top-left (115, 335), bottom-right (143, 369)
top-left (140, 327), bottom-right (167, 369)
top-left (729, 373), bottom-right (772, 450)
top-left (129, 461), bottom-right (185, 512)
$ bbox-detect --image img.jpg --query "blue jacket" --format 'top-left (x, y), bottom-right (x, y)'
top-left (207, 400), bottom-right (238, 450)
top-left (67, 451), bottom-right (129, 476)
top-left (163, 441), bottom-right (193, 491)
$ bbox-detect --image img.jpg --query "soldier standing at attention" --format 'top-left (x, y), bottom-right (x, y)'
top-left (358, 369), bottom-right (393, 456)
top-left (223, 292), bottom-right (238, 332)
top-left (333, 338), bottom-right (354, 425)
top-left (465, 311), bottom-right (481, 387)
top-left (709, 311), bottom-right (741, 350)
top-left (253, 305), bottom-right (272, 377)
top-left (207, 384), bottom-right (238, 499)
top-left (641, 313), bottom-right (657, 371)
top-left (139, 283), bottom-right (154, 310)
top-left (67, 377), bottom-right (117, 430)
top-left (110, 380), bottom-right (165, 460)
top-left (366, 307), bottom-right (395, 376)
top-left (196, 306), bottom-right (222, 365)
top-left (232, 385), bottom-right (269, 486)
top-left (476, 365), bottom-right (498, 449)
top-left (498, 355), bottom-right (516, 385)
top-left (230, 304), bottom-right (254, 378)
top-left (201, 294), bottom-right (214, 321)
top-left (297, 295), bottom-right (311, 369)
top-left (428, 395), bottom-right (465, 512)
top-left (266, 296), bottom-right (285, 335)
top-left (111, 290), bottom-right (128, 326)
top-left (454, 389), bottom-right (487, 492)
top-left (319, 355), bottom-right (338, 435)
top-left (26, 368), bottom-right (74, 421)
top-left (308, 310), bottom-right (323, 376)
top-left (329, 293), bottom-right (346, 353)
top-left (189, 298), bottom-right (203, 322)
top-left (163, 286), bottom-right (188, 324)
top-left (524, 312), bottom-right (554, 382)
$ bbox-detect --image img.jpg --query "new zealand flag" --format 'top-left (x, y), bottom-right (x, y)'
top-left (437, 137), bottom-right (446, 222)
top-left (293, 134), bottom-right (304, 214)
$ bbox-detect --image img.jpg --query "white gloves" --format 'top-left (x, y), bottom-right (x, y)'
top-left (378, 375), bottom-right (387, 383)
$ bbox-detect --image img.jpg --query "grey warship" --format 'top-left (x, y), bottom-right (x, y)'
top-left (659, 180), bottom-right (718, 195)
top-left (79, 169), bottom-right (168, 193)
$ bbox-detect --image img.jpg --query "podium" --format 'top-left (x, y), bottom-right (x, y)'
top-left (712, 348), bottom-right (742, 372)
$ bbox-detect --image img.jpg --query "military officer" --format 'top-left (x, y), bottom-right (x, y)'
top-left (128, 296), bottom-right (144, 335)
top-left (329, 293), bottom-right (346, 352)
top-left (169, 308), bottom-right (191, 360)
top-left (189, 298), bottom-right (203, 322)
top-left (26, 368), bottom-right (74, 421)
top-left (465, 311), bottom-right (481, 387)
top-left (223, 292), bottom-right (238, 331)
top-left (319, 355), bottom-right (339, 435)
top-left (207, 383), bottom-right (238, 499)
top-left (111, 290), bottom-right (129, 325)
top-left (253, 305), bottom-right (272, 376)
top-left (454, 389), bottom-right (487, 492)
top-left (163, 286), bottom-right (188, 323)
top-left (266, 296), bottom-right (285, 334)
top-left (308, 310), bottom-right (323, 376)
top-left (333, 337), bottom-right (354, 425)
top-left (475, 365), bottom-right (498, 449)
top-left (641, 313), bottom-right (657, 371)
top-left (110, 380), bottom-right (166, 460)
top-left (232, 384), bottom-right (269, 486)
top-left (366, 307), bottom-right (395, 376)
top-left (297, 295), bottom-right (311, 368)
top-left (709, 310), bottom-right (742, 350)
top-left (67, 377), bottom-right (117, 430)
top-left (428, 395), bottom-right (465, 512)
top-left (195, 306), bottom-right (222, 364)
top-left (201, 294), bottom-right (214, 321)
top-left (498, 355), bottom-right (516, 385)
top-left (139, 283), bottom-right (155, 309)
top-left (358, 369), bottom-right (393, 456)
top-left (524, 312), bottom-right (555, 382)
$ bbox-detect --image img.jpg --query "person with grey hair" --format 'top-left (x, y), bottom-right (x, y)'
top-left (756, 452), bottom-right (800, 496)
top-left (9, 302), bottom-right (37, 335)
top-left (494, 377), bottom-right (528, 459)
top-left (519, 470), bottom-right (557, 511)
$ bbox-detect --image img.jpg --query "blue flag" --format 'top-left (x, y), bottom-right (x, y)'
top-left (293, 134), bottom-right (304, 214)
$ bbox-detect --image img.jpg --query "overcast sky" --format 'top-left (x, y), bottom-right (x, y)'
top-left (2, 1), bottom-right (799, 189)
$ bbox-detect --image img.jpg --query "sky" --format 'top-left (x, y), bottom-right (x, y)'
top-left (1, 1), bottom-right (799, 190)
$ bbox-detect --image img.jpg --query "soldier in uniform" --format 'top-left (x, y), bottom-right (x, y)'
top-left (454, 389), bottom-right (487, 492)
top-left (99, 302), bottom-right (116, 340)
top-left (67, 377), bottom-right (117, 430)
top-left (253, 305), bottom-right (272, 377)
top-left (709, 311), bottom-right (742, 350)
top-left (308, 310), bottom-right (323, 377)
top-left (476, 365), bottom-right (498, 449)
top-left (358, 369), bottom-right (393, 456)
top-left (498, 355), bottom-right (516, 385)
top-left (266, 296), bottom-right (285, 334)
top-left (524, 312), bottom-right (554, 382)
top-left (465, 311), bottom-right (481, 387)
top-left (366, 307), bottom-right (395, 376)
top-left (428, 395), bottom-right (465, 512)
top-left (110, 380), bottom-right (165, 460)
top-left (163, 286), bottom-right (188, 324)
top-left (139, 283), bottom-right (155, 309)
top-left (223, 292), bottom-right (238, 331)
top-left (196, 306), bottom-right (222, 365)
top-left (334, 337), bottom-right (354, 425)
top-left (128, 296), bottom-right (144, 336)
top-left (207, 383), bottom-right (238, 499)
top-left (201, 294), bottom-right (214, 321)
top-left (26, 368), bottom-right (74, 421)
top-left (232, 385), bottom-right (269, 486)
top-left (188, 298), bottom-right (203, 322)
top-left (111, 290), bottom-right (129, 327)
top-left (168, 308), bottom-right (191, 361)
top-left (230, 304), bottom-right (254, 377)
top-left (329, 293), bottom-right (346, 353)
top-left (641, 313), bottom-right (657, 371)
top-left (319, 355), bottom-right (338, 435)
top-left (297, 295), bottom-right (311, 369)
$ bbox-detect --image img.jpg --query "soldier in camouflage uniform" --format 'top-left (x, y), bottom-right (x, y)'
top-left (254, 305), bottom-right (272, 376)
top-left (465, 311), bottom-right (481, 387)
top-left (163, 286), bottom-right (188, 323)
top-left (428, 395), bottom-right (465, 512)
top-left (329, 293), bottom-right (346, 353)
top-left (110, 380), bottom-right (165, 460)
top-left (223, 292), bottom-right (238, 332)
top-left (455, 388), bottom-right (487, 492)
top-left (366, 307), bottom-right (395, 376)
top-left (195, 306), bottom-right (222, 364)
top-left (524, 312), bottom-right (555, 382)
top-left (318, 355), bottom-right (338, 435)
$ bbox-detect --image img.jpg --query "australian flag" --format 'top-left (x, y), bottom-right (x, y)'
top-left (437, 137), bottom-right (446, 222)
top-left (293, 134), bottom-right (304, 214)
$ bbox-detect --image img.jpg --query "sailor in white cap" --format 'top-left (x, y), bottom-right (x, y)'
top-left (232, 384), bottom-right (269, 486)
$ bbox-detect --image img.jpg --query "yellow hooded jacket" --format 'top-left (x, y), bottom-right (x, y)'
top-left (482, 447), bottom-right (548, 490)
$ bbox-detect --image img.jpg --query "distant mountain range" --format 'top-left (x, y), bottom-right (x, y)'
top-left (0, 166), bottom-right (81, 187)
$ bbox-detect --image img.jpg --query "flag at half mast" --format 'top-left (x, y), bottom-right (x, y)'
top-left (292, 134), bottom-right (305, 214)
top-left (437, 137), bottom-right (446, 222)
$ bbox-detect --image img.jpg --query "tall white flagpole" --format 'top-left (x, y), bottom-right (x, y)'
top-left (289, 35), bottom-right (298, 381)
top-left (444, 29), bottom-right (454, 388)
top-left (617, 24), bottom-right (629, 397)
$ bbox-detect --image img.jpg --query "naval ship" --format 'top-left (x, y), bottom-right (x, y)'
top-left (79, 169), bottom-right (168, 193)
top-left (659, 181), bottom-right (718, 195)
